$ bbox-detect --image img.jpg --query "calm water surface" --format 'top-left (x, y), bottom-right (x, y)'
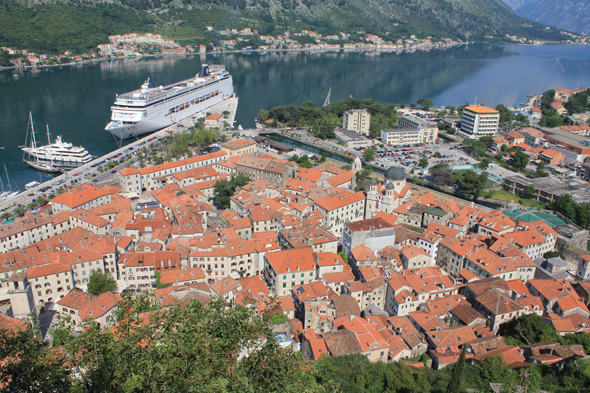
top-left (1, 43), bottom-right (589, 189)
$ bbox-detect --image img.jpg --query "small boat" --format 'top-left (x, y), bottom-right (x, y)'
top-left (25, 160), bottom-right (63, 173)
top-left (0, 147), bottom-right (4, 150)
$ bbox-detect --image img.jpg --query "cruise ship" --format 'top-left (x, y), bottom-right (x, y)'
top-left (21, 113), bottom-right (93, 170)
top-left (105, 64), bottom-right (234, 139)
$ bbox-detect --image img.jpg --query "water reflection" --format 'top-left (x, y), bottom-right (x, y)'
top-left (1, 44), bottom-right (590, 188)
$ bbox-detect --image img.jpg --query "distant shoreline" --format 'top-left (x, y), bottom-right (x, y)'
top-left (1, 40), bottom-right (577, 72)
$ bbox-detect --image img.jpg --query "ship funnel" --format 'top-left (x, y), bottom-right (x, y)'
top-left (197, 64), bottom-right (210, 78)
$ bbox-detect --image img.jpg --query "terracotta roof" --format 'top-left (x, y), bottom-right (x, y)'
top-left (27, 262), bottom-right (71, 279)
top-left (314, 191), bottom-right (364, 211)
top-left (79, 291), bottom-right (122, 320)
top-left (266, 247), bottom-right (316, 274)
top-left (0, 314), bottom-right (26, 332)
top-left (56, 290), bottom-right (96, 310)
top-left (322, 329), bottom-right (362, 356)
top-left (138, 151), bottom-right (227, 175)
top-left (346, 217), bottom-right (395, 232)
top-left (297, 169), bottom-right (323, 183)
top-left (426, 325), bottom-right (477, 349)
top-left (159, 268), bottom-right (206, 285)
top-left (51, 184), bottom-right (110, 209)
top-left (464, 105), bottom-right (499, 114)
top-left (209, 276), bottom-right (241, 296)
top-left (222, 138), bottom-right (256, 149)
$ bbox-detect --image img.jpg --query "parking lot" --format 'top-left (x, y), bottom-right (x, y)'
top-left (372, 142), bottom-right (479, 173)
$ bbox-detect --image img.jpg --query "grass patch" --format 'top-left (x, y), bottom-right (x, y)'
top-left (406, 226), bottom-right (422, 233)
top-left (483, 189), bottom-right (547, 209)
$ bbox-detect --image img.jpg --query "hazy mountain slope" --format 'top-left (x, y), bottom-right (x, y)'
top-left (501, 0), bottom-right (535, 10)
top-left (515, 0), bottom-right (590, 33)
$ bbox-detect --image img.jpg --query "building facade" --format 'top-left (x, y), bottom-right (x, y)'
top-left (459, 105), bottom-right (500, 140)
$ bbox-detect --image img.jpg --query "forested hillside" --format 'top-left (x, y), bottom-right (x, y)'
top-left (0, 0), bottom-right (154, 53)
top-left (0, 0), bottom-right (568, 54)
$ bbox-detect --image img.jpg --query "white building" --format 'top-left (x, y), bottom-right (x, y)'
top-left (343, 109), bottom-right (371, 136)
top-left (459, 105), bottom-right (500, 140)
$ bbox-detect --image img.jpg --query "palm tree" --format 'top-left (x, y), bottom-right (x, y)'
top-left (13, 206), bottom-right (26, 217)
top-left (1, 212), bottom-right (12, 222)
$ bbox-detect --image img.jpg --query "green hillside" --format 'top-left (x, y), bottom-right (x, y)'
top-left (0, 0), bottom-right (568, 54)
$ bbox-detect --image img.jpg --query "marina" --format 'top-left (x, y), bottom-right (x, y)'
top-left (1, 45), bottom-right (590, 190)
top-left (21, 113), bottom-right (92, 171)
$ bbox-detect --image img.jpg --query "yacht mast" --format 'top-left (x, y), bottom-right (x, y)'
top-left (5, 165), bottom-right (11, 193)
top-left (46, 124), bottom-right (53, 144)
top-left (30, 112), bottom-right (38, 149)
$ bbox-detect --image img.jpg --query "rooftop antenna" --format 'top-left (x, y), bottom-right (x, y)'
top-left (323, 86), bottom-right (332, 107)
top-left (473, 97), bottom-right (477, 105)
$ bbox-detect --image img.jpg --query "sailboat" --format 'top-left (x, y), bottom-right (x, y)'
top-left (0, 165), bottom-right (20, 201)
top-left (21, 113), bottom-right (63, 173)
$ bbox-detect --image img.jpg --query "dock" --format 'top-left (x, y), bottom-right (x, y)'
top-left (0, 97), bottom-right (239, 212)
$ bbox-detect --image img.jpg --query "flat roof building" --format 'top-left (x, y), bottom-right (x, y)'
top-left (334, 127), bottom-right (372, 149)
top-left (343, 109), bottom-right (370, 136)
top-left (380, 127), bottom-right (438, 146)
top-left (459, 105), bottom-right (500, 140)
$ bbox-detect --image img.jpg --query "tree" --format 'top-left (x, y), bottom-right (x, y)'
top-left (523, 184), bottom-right (536, 200)
top-left (480, 135), bottom-right (494, 149)
top-left (362, 148), bottom-right (376, 161)
top-left (418, 158), bottom-right (429, 169)
top-left (62, 297), bottom-right (327, 392)
top-left (0, 323), bottom-right (72, 392)
top-left (87, 269), bottom-right (117, 295)
top-left (477, 354), bottom-right (518, 390)
top-left (212, 174), bottom-right (250, 209)
top-left (458, 170), bottom-right (488, 200)
top-left (434, 151), bottom-right (441, 158)
top-left (13, 206), bottom-right (26, 217)
top-left (495, 152), bottom-right (504, 160)
top-left (499, 314), bottom-right (559, 345)
top-left (535, 161), bottom-right (549, 178)
top-left (1, 211), bottom-right (12, 221)
top-left (495, 104), bottom-right (515, 124)
top-left (338, 252), bottom-right (349, 265)
top-left (430, 163), bottom-right (455, 185)
top-left (409, 102), bottom-right (417, 109)
top-left (478, 158), bottom-right (490, 169)
top-left (549, 193), bottom-right (576, 221)
top-left (512, 150), bottom-right (529, 169)
top-left (543, 251), bottom-right (565, 259)
top-left (417, 98), bottom-right (434, 110)
top-left (446, 347), bottom-right (466, 393)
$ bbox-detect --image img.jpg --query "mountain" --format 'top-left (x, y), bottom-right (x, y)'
top-left (513, 0), bottom-right (590, 34)
top-left (0, 0), bottom-right (568, 54)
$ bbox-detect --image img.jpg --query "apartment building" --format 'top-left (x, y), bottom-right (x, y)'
top-left (189, 237), bottom-right (260, 281)
top-left (263, 247), bottom-right (317, 296)
top-left (51, 185), bottom-right (113, 213)
top-left (236, 156), bottom-right (293, 187)
top-left (459, 105), bottom-right (500, 139)
top-left (342, 109), bottom-right (370, 135)
top-left (118, 151), bottom-right (227, 193)
top-left (220, 138), bottom-right (257, 157)
top-left (313, 191), bottom-right (366, 236)
top-left (0, 213), bottom-right (72, 253)
top-left (380, 127), bottom-right (438, 147)
top-left (27, 262), bottom-right (75, 305)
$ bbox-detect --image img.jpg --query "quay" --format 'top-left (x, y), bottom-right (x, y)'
top-left (0, 97), bottom-right (239, 213)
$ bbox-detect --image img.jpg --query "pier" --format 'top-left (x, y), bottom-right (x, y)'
top-left (0, 97), bottom-right (239, 213)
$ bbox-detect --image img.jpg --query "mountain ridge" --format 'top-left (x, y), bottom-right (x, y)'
top-left (513, 0), bottom-right (590, 34)
top-left (0, 0), bottom-right (569, 54)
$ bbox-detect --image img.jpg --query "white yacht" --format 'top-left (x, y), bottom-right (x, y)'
top-left (105, 64), bottom-right (234, 139)
top-left (21, 113), bottom-right (93, 170)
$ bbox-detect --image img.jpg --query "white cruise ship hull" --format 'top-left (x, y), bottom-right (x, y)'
top-left (106, 65), bottom-right (234, 140)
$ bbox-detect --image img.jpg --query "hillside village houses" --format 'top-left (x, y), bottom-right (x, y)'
top-left (2, 135), bottom-right (590, 370)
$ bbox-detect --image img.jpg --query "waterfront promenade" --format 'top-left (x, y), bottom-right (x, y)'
top-left (0, 97), bottom-right (238, 213)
